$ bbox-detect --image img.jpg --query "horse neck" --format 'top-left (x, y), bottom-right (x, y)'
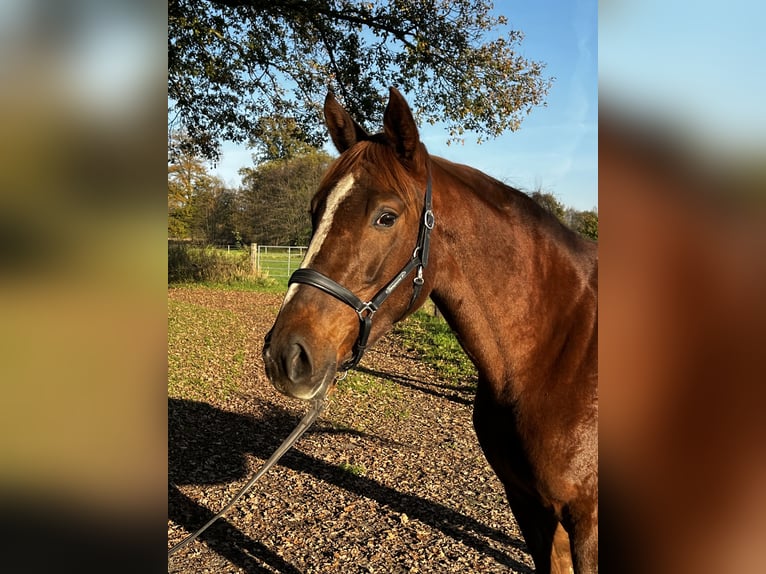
top-left (427, 159), bottom-right (597, 396)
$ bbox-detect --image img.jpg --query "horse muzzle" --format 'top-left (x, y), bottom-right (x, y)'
top-left (263, 330), bottom-right (338, 401)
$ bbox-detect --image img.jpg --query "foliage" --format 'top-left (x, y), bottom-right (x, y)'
top-left (168, 0), bottom-right (552, 160)
top-left (169, 131), bottom-right (248, 244)
top-left (571, 209), bottom-right (598, 241)
top-left (250, 116), bottom-right (321, 163)
top-left (169, 131), bottom-right (240, 243)
top-left (529, 190), bottom-right (598, 241)
top-left (190, 184), bottom-right (242, 244)
top-left (168, 242), bottom-right (254, 283)
top-left (169, 127), bottom-right (332, 246)
top-left (529, 190), bottom-right (566, 222)
top-left (168, 132), bottom-right (212, 238)
top-left (239, 148), bottom-right (334, 245)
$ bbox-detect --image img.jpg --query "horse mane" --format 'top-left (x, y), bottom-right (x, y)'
top-left (430, 156), bottom-right (587, 247)
top-left (318, 138), bottom-right (589, 250)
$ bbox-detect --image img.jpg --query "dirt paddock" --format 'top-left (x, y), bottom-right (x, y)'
top-left (168, 287), bottom-right (533, 573)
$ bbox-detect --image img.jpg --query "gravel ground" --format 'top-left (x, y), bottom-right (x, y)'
top-left (168, 287), bottom-right (534, 573)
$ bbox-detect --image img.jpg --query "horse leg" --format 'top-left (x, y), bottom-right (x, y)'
top-left (562, 497), bottom-right (598, 573)
top-left (505, 490), bottom-right (572, 574)
top-left (553, 522), bottom-right (575, 574)
top-left (473, 391), bottom-right (571, 573)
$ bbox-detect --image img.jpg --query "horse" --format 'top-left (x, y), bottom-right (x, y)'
top-left (263, 87), bottom-right (598, 573)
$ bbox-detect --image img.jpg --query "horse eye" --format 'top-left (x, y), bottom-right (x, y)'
top-left (375, 212), bottom-right (398, 228)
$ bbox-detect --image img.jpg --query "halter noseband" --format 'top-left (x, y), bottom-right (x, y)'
top-left (288, 170), bottom-right (434, 372)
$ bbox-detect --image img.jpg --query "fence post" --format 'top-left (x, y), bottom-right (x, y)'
top-left (286, 246), bottom-right (290, 277)
top-left (251, 243), bottom-right (258, 275)
top-left (287, 246), bottom-right (293, 277)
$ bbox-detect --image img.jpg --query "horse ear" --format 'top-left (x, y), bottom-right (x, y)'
top-left (383, 87), bottom-right (420, 162)
top-left (324, 92), bottom-right (369, 153)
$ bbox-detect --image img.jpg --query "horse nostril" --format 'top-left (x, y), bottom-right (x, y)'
top-left (283, 339), bottom-right (312, 385)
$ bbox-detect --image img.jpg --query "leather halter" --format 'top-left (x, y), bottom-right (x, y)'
top-left (288, 169), bottom-right (434, 372)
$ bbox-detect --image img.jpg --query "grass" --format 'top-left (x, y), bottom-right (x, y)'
top-left (254, 249), bottom-right (306, 287)
top-left (337, 371), bottom-right (397, 396)
top-left (393, 308), bottom-right (477, 385)
top-left (168, 275), bottom-right (476, 405)
top-left (170, 278), bottom-right (285, 293)
top-left (338, 462), bottom-right (367, 477)
top-left (168, 243), bottom-right (303, 290)
top-left (168, 298), bottom-right (250, 401)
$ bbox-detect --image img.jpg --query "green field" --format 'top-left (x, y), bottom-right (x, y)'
top-left (168, 243), bottom-right (307, 290)
top-left (252, 247), bottom-right (307, 286)
top-left (168, 242), bottom-right (477, 392)
top-left (392, 307), bottom-right (478, 382)
top-left (168, 284), bottom-right (477, 402)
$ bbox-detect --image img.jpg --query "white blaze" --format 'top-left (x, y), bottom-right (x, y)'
top-left (281, 173), bottom-right (355, 308)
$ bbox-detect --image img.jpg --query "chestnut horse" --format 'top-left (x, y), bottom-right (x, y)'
top-left (263, 88), bottom-right (597, 573)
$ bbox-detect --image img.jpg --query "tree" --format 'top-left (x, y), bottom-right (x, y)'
top-left (530, 191), bottom-right (598, 241)
top-left (239, 149), bottom-right (333, 245)
top-left (189, 178), bottom-right (239, 243)
top-left (169, 131), bottom-right (240, 243)
top-left (529, 190), bottom-right (566, 223)
top-left (250, 116), bottom-right (319, 163)
top-left (571, 209), bottom-right (598, 241)
top-left (168, 0), bottom-right (553, 160)
top-left (168, 131), bottom-right (214, 238)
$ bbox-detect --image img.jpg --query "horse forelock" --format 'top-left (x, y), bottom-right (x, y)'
top-left (315, 139), bottom-right (425, 213)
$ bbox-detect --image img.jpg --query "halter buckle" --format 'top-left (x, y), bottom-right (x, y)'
top-left (413, 266), bottom-right (424, 286)
top-left (424, 209), bottom-right (435, 230)
top-left (356, 303), bottom-right (377, 320)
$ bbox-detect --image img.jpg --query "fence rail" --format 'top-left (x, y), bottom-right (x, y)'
top-left (252, 244), bottom-right (308, 281)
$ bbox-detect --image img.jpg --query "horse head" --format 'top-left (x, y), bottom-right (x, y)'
top-left (263, 88), bottom-right (435, 400)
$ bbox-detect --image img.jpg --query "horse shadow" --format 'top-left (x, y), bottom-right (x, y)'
top-left (356, 365), bottom-right (475, 406)
top-left (168, 397), bottom-right (532, 573)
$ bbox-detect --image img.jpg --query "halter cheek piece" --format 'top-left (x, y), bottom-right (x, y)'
top-left (288, 170), bottom-right (434, 372)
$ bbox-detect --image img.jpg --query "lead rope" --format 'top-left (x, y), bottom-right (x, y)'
top-left (168, 395), bottom-right (328, 558)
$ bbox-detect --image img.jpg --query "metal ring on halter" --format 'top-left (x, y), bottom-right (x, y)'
top-left (356, 303), bottom-right (377, 320)
top-left (414, 266), bottom-right (424, 286)
top-left (424, 209), bottom-right (435, 229)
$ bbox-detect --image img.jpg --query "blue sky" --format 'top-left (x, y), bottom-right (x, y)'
top-left (599, 0), bottom-right (766, 158)
top-left (210, 0), bottom-right (598, 212)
